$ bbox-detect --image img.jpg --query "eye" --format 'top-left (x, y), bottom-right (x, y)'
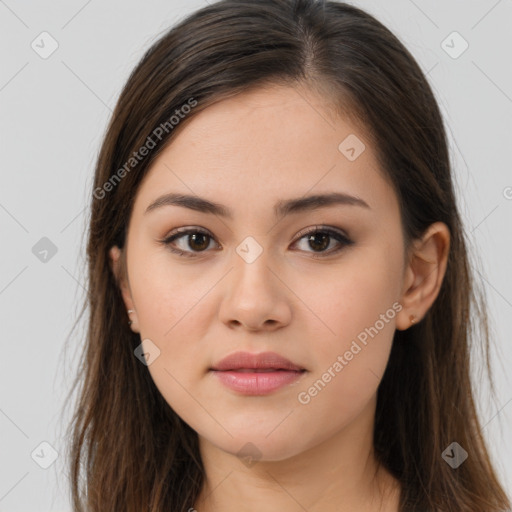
top-left (159, 225), bottom-right (353, 258)
top-left (160, 227), bottom-right (219, 258)
top-left (292, 225), bottom-right (354, 258)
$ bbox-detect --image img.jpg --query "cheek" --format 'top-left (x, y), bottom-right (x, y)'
top-left (130, 250), bottom-right (209, 338)
top-left (300, 250), bottom-right (402, 384)
top-left (292, 267), bottom-right (400, 434)
top-left (128, 251), bottom-right (216, 389)
top-left (308, 253), bottom-right (400, 334)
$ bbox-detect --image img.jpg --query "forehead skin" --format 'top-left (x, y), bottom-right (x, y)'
top-left (130, 83), bottom-right (401, 255)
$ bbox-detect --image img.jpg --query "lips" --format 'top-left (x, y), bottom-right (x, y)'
top-left (210, 351), bottom-right (305, 372)
top-left (210, 351), bottom-right (306, 395)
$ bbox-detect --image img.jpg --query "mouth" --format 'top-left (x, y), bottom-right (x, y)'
top-left (223, 368), bottom-right (306, 373)
top-left (210, 350), bottom-right (305, 372)
top-left (210, 367), bottom-right (307, 395)
top-left (209, 351), bottom-right (307, 395)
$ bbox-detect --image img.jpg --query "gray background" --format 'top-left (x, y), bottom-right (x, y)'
top-left (0, 0), bottom-right (511, 510)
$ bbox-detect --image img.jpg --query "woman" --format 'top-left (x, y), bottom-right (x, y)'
top-left (65, 0), bottom-right (512, 510)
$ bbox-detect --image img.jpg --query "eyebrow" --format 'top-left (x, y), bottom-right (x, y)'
top-left (144, 191), bottom-right (370, 218)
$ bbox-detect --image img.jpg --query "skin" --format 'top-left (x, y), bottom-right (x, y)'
top-left (109, 83), bottom-right (450, 512)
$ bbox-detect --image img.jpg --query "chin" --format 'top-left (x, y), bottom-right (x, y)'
top-left (199, 427), bottom-right (309, 463)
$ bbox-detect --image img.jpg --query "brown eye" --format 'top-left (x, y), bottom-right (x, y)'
top-left (186, 232), bottom-right (210, 251)
top-left (292, 226), bottom-right (354, 257)
top-left (305, 232), bottom-right (330, 252)
top-left (161, 228), bottom-right (218, 258)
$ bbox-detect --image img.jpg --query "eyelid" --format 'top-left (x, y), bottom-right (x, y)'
top-left (293, 224), bottom-right (350, 241)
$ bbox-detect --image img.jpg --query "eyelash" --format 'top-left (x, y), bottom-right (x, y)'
top-left (159, 225), bottom-right (354, 259)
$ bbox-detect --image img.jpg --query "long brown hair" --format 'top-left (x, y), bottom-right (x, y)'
top-left (62, 0), bottom-right (511, 510)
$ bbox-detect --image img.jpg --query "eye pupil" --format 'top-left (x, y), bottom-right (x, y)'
top-left (189, 233), bottom-right (210, 251)
top-left (308, 232), bottom-right (329, 251)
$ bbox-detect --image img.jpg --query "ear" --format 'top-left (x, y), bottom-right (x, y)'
top-left (109, 245), bottom-right (140, 333)
top-left (396, 222), bottom-right (450, 331)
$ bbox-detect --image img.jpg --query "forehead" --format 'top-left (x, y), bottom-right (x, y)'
top-left (133, 84), bottom-right (398, 222)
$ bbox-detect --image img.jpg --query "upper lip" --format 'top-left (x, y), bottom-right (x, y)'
top-left (210, 351), bottom-right (305, 371)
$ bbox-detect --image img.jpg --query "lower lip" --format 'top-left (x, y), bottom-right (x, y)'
top-left (211, 370), bottom-right (305, 395)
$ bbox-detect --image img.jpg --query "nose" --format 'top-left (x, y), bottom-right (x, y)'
top-left (218, 248), bottom-right (292, 332)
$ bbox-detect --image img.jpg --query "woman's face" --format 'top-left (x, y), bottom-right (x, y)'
top-left (111, 84), bottom-right (411, 461)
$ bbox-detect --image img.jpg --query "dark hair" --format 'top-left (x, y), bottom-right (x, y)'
top-left (63, 0), bottom-right (511, 510)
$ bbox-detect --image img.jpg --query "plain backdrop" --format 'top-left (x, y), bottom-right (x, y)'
top-left (0, 0), bottom-right (511, 510)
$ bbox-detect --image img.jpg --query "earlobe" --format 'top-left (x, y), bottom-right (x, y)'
top-left (109, 246), bottom-right (122, 282)
top-left (109, 246), bottom-right (128, 294)
top-left (396, 222), bottom-right (450, 331)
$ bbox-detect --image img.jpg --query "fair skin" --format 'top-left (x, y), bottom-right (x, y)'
top-left (109, 83), bottom-right (450, 512)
